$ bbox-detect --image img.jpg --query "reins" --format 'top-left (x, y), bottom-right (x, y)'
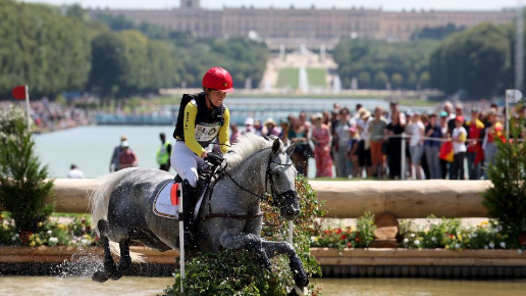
top-left (200, 149), bottom-right (294, 221)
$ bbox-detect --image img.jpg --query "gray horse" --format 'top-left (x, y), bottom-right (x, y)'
top-left (90, 134), bottom-right (309, 295)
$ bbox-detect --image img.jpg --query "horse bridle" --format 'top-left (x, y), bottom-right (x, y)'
top-left (222, 151), bottom-right (296, 206)
top-left (200, 150), bottom-right (297, 221)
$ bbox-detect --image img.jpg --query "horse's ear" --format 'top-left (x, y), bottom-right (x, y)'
top-left (286, 141), bottom-right (298, 156)
top-left (272, 138), bottom-right (281, 154)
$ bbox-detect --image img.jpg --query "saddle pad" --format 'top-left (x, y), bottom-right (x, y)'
top-left (152, 181), bottom-right (206, 220)
top-left (153, 181), bottom-right (179, 220)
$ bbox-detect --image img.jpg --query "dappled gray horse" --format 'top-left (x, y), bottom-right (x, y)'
top-left (90, 134), bottom-right (308, 295)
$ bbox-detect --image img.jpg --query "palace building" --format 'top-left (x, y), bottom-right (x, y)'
top-left (91, 0), bottom-right (516, 47)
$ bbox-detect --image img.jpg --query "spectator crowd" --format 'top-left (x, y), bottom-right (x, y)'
top-left (234, 100), bottom-right (520, 180)
top-left (0, 99), bottom-right (91, 132)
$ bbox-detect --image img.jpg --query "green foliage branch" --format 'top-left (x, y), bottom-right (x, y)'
top-left (483, 109), bottom-right (526, 250)
top-left (0, 107), bottom-right (54, 232)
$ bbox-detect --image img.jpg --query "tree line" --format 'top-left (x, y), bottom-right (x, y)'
top-left (334, 22), bottom-right (522, 98)
top-left (0, 0), bottom-right (269, 99)
top-left (333, 39), bottom-right (437, 90)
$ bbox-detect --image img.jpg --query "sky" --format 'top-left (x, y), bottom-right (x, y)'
top-left (17, 0), bottom-right (524, 11)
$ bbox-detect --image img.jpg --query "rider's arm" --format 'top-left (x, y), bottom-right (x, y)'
top-left (218, 107), bottom-right (231, 154)
top-left (183, 101), bottom-right (206, 157)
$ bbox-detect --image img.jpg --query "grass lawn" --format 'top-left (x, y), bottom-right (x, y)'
top-left (276, 68), bottom-right (300, 89)
top-left (306, 68), bottom-right (326, 88)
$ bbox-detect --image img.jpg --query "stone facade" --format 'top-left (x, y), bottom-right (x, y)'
top-left (90, 1), bottom-right (515, 42)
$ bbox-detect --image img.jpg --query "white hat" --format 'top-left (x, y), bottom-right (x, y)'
top-left (264, 117), bottom-right (276, 126)
top-left (244, 117), bottom-right (254, 125)
top-left (121, 141), bottom-right (130, 147)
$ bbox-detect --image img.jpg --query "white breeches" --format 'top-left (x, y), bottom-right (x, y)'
top-left (170, 141), bottom-right (205, 187)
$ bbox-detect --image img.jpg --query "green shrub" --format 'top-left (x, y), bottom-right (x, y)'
top-left (0, 107), bottom-right (54, 233)
top-left (399, 217), bottom-right (514, 251)
top-left (483, 111), bottom-right (526, 250)
top-left (0, 215), bottom-right (95, 247)
top-left (310, 212), bottom-right (376, 250)
top-left (163, 175), bottom-right (324, 296)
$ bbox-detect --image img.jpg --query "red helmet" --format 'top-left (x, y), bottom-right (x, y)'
top-left (202, 67), bottom-right (234, 93)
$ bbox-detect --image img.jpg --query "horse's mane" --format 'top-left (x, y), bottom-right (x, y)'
top-left (224, 133), bottom-right (275, 171)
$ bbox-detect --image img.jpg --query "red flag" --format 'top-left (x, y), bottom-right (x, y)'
top-left (439, 141), bottom-right (454, 162)
top-left (12, 86), bottom-right (27, 100)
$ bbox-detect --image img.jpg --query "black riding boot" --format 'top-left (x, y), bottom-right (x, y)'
top-left (180, 180), bottom-right (196, 248)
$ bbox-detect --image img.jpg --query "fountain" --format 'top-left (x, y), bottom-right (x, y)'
top-left (332, 75), bottom-right (342, 94)
top-left (298, 66), bottom-right (309, 94)
top-left (279, 44), bottom-right (285, 61)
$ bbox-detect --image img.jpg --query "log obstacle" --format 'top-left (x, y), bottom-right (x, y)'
top-left (0, 179), bottom-right (492, 218)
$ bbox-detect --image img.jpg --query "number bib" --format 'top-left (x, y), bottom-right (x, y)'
top-left (195, 122), bottom-right (221, 145)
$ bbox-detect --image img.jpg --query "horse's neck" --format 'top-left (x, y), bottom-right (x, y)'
top-left (227, 149), bottom-right (269, 196)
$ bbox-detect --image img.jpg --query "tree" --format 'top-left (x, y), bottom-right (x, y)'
top-left (429, 23), bottom-right (509, 97)
top-left (88, 32), bottom-right (128, 97)
top-left (373, 71), bottom-right (389, 89)
top-left (357, 71), bottom-right (371, 89)
top-left (483, 114), bottom-right (526, 250)
top-left (334, 39), bottom-right (438, 90)
top-left (391, 73), bottom-right (404, 88)
top-left (0, 107), bottom-right (54, 233)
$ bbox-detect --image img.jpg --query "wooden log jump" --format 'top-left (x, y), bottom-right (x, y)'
top-left (1, 179), bottom-right (492, 218)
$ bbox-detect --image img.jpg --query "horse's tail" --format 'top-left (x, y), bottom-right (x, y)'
top-left (89, 168), bottom-right (144, 263)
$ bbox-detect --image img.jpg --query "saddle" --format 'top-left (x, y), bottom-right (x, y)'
top-left (153, 168), bottom-right (214, 220)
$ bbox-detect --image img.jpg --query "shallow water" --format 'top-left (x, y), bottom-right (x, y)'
top-left (0, 277), bottom-right (524, 296)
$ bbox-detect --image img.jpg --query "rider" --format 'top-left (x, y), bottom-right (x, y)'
top-left (171, 66), bottom-right (233, 244)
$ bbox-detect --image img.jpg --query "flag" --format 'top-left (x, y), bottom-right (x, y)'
top-left (12, 86), bottom-right (27, 100)
top-left (439, 141), bottom-right (454, 162)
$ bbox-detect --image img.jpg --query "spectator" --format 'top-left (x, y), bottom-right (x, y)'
top-left (299, 111), bottom-right (311, 134)
top-left (409, 112), bottom-right (425, 180)
top-left (483, 108), bottom-right (505, 178)
top-left (387, 100), bottom-right (406, 125)
top-left (386, 111), bottom-right (405, 179)
top-left (333, 107), bottom-right (352, 177)
top-left (369, 106), bottom-right (387, 178)
top-left (118, 141), bottom-right (138, 170)
top-left (448, 103), bottom-right (465, 135)
top-left (157, 132), bottom-right (172, 171)
top-left (466, 107), bottom-right (485, 179)
top-left (356, 108), bottom-right (373, 178)
top-left (439, 111), bottom-right (450, 179)
top-left (230, 123), bottom-right (242, 144)
top-left (447, 103), bottom-right (467, 179)
top-left (264, 118), bottom-right (281, 137)
top-left (424, 114), bottom-right (443, 179)
top-left (322, 110), bottom-right (331, 126)
top-left (279, 119), bottom-right (290, 141)
top-left (347, 126), bottom-right (360, 177)
top-left (444, 101), bottom-right (455, 121)
top-left (110, 134), bottom-right (128, 172)
top-left (243, 117), bottom-right (255, 135)
top-left (254, 119), bottom-right (263, 136)
top-left (311, 113), bottom-right (333, 178)
top-left (288, 117), bottom-right (311, 176)
top-left (67, 164), bottom-right (85, 179)
top-left (452, 116), bottom-right (468, 179)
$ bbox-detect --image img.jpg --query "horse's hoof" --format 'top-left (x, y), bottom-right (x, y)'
top-left (111, 271), bottom-right (123, 281)
top-left (287, 285), bottom-right (306, 296)
top-left (92, 270), bottom-right (109, 283)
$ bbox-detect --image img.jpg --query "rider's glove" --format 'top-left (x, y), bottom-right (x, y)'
top-left (206, 152), bottom-right (224, 166)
